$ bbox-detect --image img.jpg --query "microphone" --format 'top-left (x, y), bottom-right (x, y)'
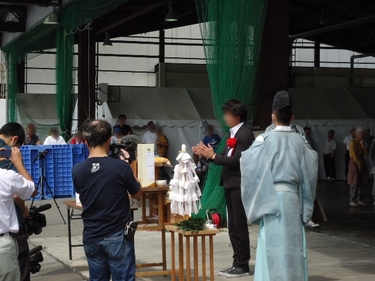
top-left (35, 204), bottom-right (52, 213)
top-left (30, 245), bottom-right (43, 255)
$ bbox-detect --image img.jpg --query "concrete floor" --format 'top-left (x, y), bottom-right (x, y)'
top-left (29, 181), bottom-right (375, 281)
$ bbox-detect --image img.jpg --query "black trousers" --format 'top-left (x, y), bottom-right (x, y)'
top-left (324, 154), bottom-right (336, 179)
top-left (224, 188), bottom-right (250, 271)
top-left (345, 151), bottom-right (350, 178)
top-left (11, 230), bottom-right (30, 281)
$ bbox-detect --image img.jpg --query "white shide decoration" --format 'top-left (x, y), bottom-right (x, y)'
top-left (170, 144), bottom-right (202, 216)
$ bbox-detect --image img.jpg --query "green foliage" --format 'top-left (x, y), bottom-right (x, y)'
top-left (176, 217), bottom-right (206, 233)
top-left (194, 0), bottom-right (268, 220)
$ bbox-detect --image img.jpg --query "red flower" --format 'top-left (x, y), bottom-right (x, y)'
top-left (227, 137), bottom-right (237, 149)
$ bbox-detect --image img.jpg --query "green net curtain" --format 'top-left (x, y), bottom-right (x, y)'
top-left (5, 51), bottom-right (18, 122)
top-left (56, 27), bottom-right (74, 140)
top-left (194, 0), bottom-right (268, 220)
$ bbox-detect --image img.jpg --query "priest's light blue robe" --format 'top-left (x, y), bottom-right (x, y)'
top-left (241, 127), bottom-right (318, 281)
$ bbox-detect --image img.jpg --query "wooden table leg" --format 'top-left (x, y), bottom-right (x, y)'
top-left (193, 236), bottom-right (198, 281)
top-left (171, 231), bottom-right (176, 281)
top-left (209, 235), bottom-right (214, 281)
top-left (179, 233), bottom-right (184, 281)
top-left (202, 236), bottom-right (206, 281)
top-left (158, 192), bottom-right (167, 272)
top-left (186, 237), bottom-right (191, 281)
top-left (155, 167), bottom-right (160, 180)
top-left (162, 229), bottom-right (167, 271)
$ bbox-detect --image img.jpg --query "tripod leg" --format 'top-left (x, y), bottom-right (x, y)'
top-left (30, 178), bottom-right (42, 208)
top-left (42, 176), bottom-right (67, 225)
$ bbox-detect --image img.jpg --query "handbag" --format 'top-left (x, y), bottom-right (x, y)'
top-left (124, 220), bottom-right (138, 240)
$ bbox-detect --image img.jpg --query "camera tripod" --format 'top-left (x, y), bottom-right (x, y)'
top-left (30, 150), bottom-right (66, 224)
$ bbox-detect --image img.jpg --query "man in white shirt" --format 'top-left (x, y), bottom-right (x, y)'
top-left (324, 129), bottom-right (337, 180)
top-left (0, 147), bottom-right (36, 281)
top-left (142, 121), bottom-right (157, 144)
top-left (343, 127), bottom-right (356, 178)
top-left (44, 127), bottom-right (66, 145)
top-left (142, 121), bottom-right (157, 152)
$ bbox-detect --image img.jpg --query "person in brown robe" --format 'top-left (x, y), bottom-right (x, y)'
top-left (348, 127), bottom-right (369, 207)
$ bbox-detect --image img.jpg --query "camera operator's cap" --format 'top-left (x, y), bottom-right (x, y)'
top-left (304, 126), bottom-right (311, 131)
top-left (349, 127), bottom-right (356, 133)
top-left (328, 129), bottom-right (335, 135)
top-left (272, 91), bottom-right (292, 111)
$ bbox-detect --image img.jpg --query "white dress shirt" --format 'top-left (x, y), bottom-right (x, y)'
top-left (343, 135), bottom-right (353, 150)
top-left (142, 131), bottom-right (157, 144)
top-left (0, 169), bottom-right (35, 234)
top-left (274, 126), bottom-right (292, 131)
top-left (44, 136), bottom-right (66, 145)
top-left (256, 126), bottom-right (292, 142)
top-left (324, 139), bottom-right (337, 154)
top-left (143, 131), bottom-right (157, 152)
top-left (227, 122), bottom-right (244, 156)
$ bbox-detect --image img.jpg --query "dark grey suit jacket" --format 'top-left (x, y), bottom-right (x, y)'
top-left (214, 124), bottom-right (254, 189)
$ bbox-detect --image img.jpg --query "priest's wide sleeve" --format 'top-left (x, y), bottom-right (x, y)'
top-left (240, 139), bottom-right (280, 224)
top-left (300, 144), bottom-right (319, 223)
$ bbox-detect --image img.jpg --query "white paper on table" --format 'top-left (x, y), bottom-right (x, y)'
top-left (146, 151), bottom-right (155, 180)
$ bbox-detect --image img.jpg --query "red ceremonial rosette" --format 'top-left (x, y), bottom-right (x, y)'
top-left (227, 137), bottom-right (237, 149)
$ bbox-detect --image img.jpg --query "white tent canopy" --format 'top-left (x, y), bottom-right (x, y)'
top-left (107, 87), bottom-right (217, 127)
top-left (17, 88), bottom-right (223, 166)
top-left (17, 93), bottom-right (78, 140)
top-left (104, 87), bottom-right (224, 164)
top-left (16, 87), bottom-right (375, 179)
top-left (290, 88), bottom-right (375, 180)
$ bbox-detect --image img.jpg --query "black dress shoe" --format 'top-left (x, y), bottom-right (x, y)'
top-left (225, 267), bottom-right (250, 278)
top-left (218, 267), bottom-right (234, 276)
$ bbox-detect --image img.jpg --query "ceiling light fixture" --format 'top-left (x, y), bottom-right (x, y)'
top-left (165, 1), bottom-right (178, 22)
top-left (103, 31), bottom-right (113, 46)
top-left (43, 11), bottom-right (59, 25)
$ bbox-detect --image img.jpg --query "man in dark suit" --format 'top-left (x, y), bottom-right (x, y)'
top-left (193, 99), bottom-right (254, 278)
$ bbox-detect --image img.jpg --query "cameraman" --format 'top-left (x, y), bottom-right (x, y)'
top-left (0, 123), bottom-right (33, 281)
top-left (72, 120), bottom-right (141, 281)
top-left (0, 147), bottom-right (36, 281)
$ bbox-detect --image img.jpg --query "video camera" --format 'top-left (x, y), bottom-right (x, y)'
top-left (23, 204), bottom-right (51, 274)
top-left (23, 204), bottom-right (51, 236)
top-left (109, 135), bottom-right (139, 161)
top-left (29, 245), bottom-right (43, 274)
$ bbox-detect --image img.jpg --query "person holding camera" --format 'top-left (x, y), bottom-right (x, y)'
top-left (0, 122), bottom-right (34, 281)
top-left (72, 120), bottom-right (142, 281)
top-left (0, 147), bottom-right (36, 281)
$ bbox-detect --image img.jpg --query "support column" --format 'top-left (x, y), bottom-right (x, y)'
top-left (159, 29), bottom-right (165, 63)
top-left (255, 0), bottom-right (290, 129)
top-left (78, 28), bottom-right (96, 127)
top-left (16, 61), bottom-right (25, 94)
top-left (314, 41), bottom-right (320, 68)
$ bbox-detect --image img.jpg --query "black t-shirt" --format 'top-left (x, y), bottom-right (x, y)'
top-left (113, 124), bottom-right (133, 136)
top-left (24, 134), bottom-right (41, 145)
top-left (72, 157), bottom-right (140, 244)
